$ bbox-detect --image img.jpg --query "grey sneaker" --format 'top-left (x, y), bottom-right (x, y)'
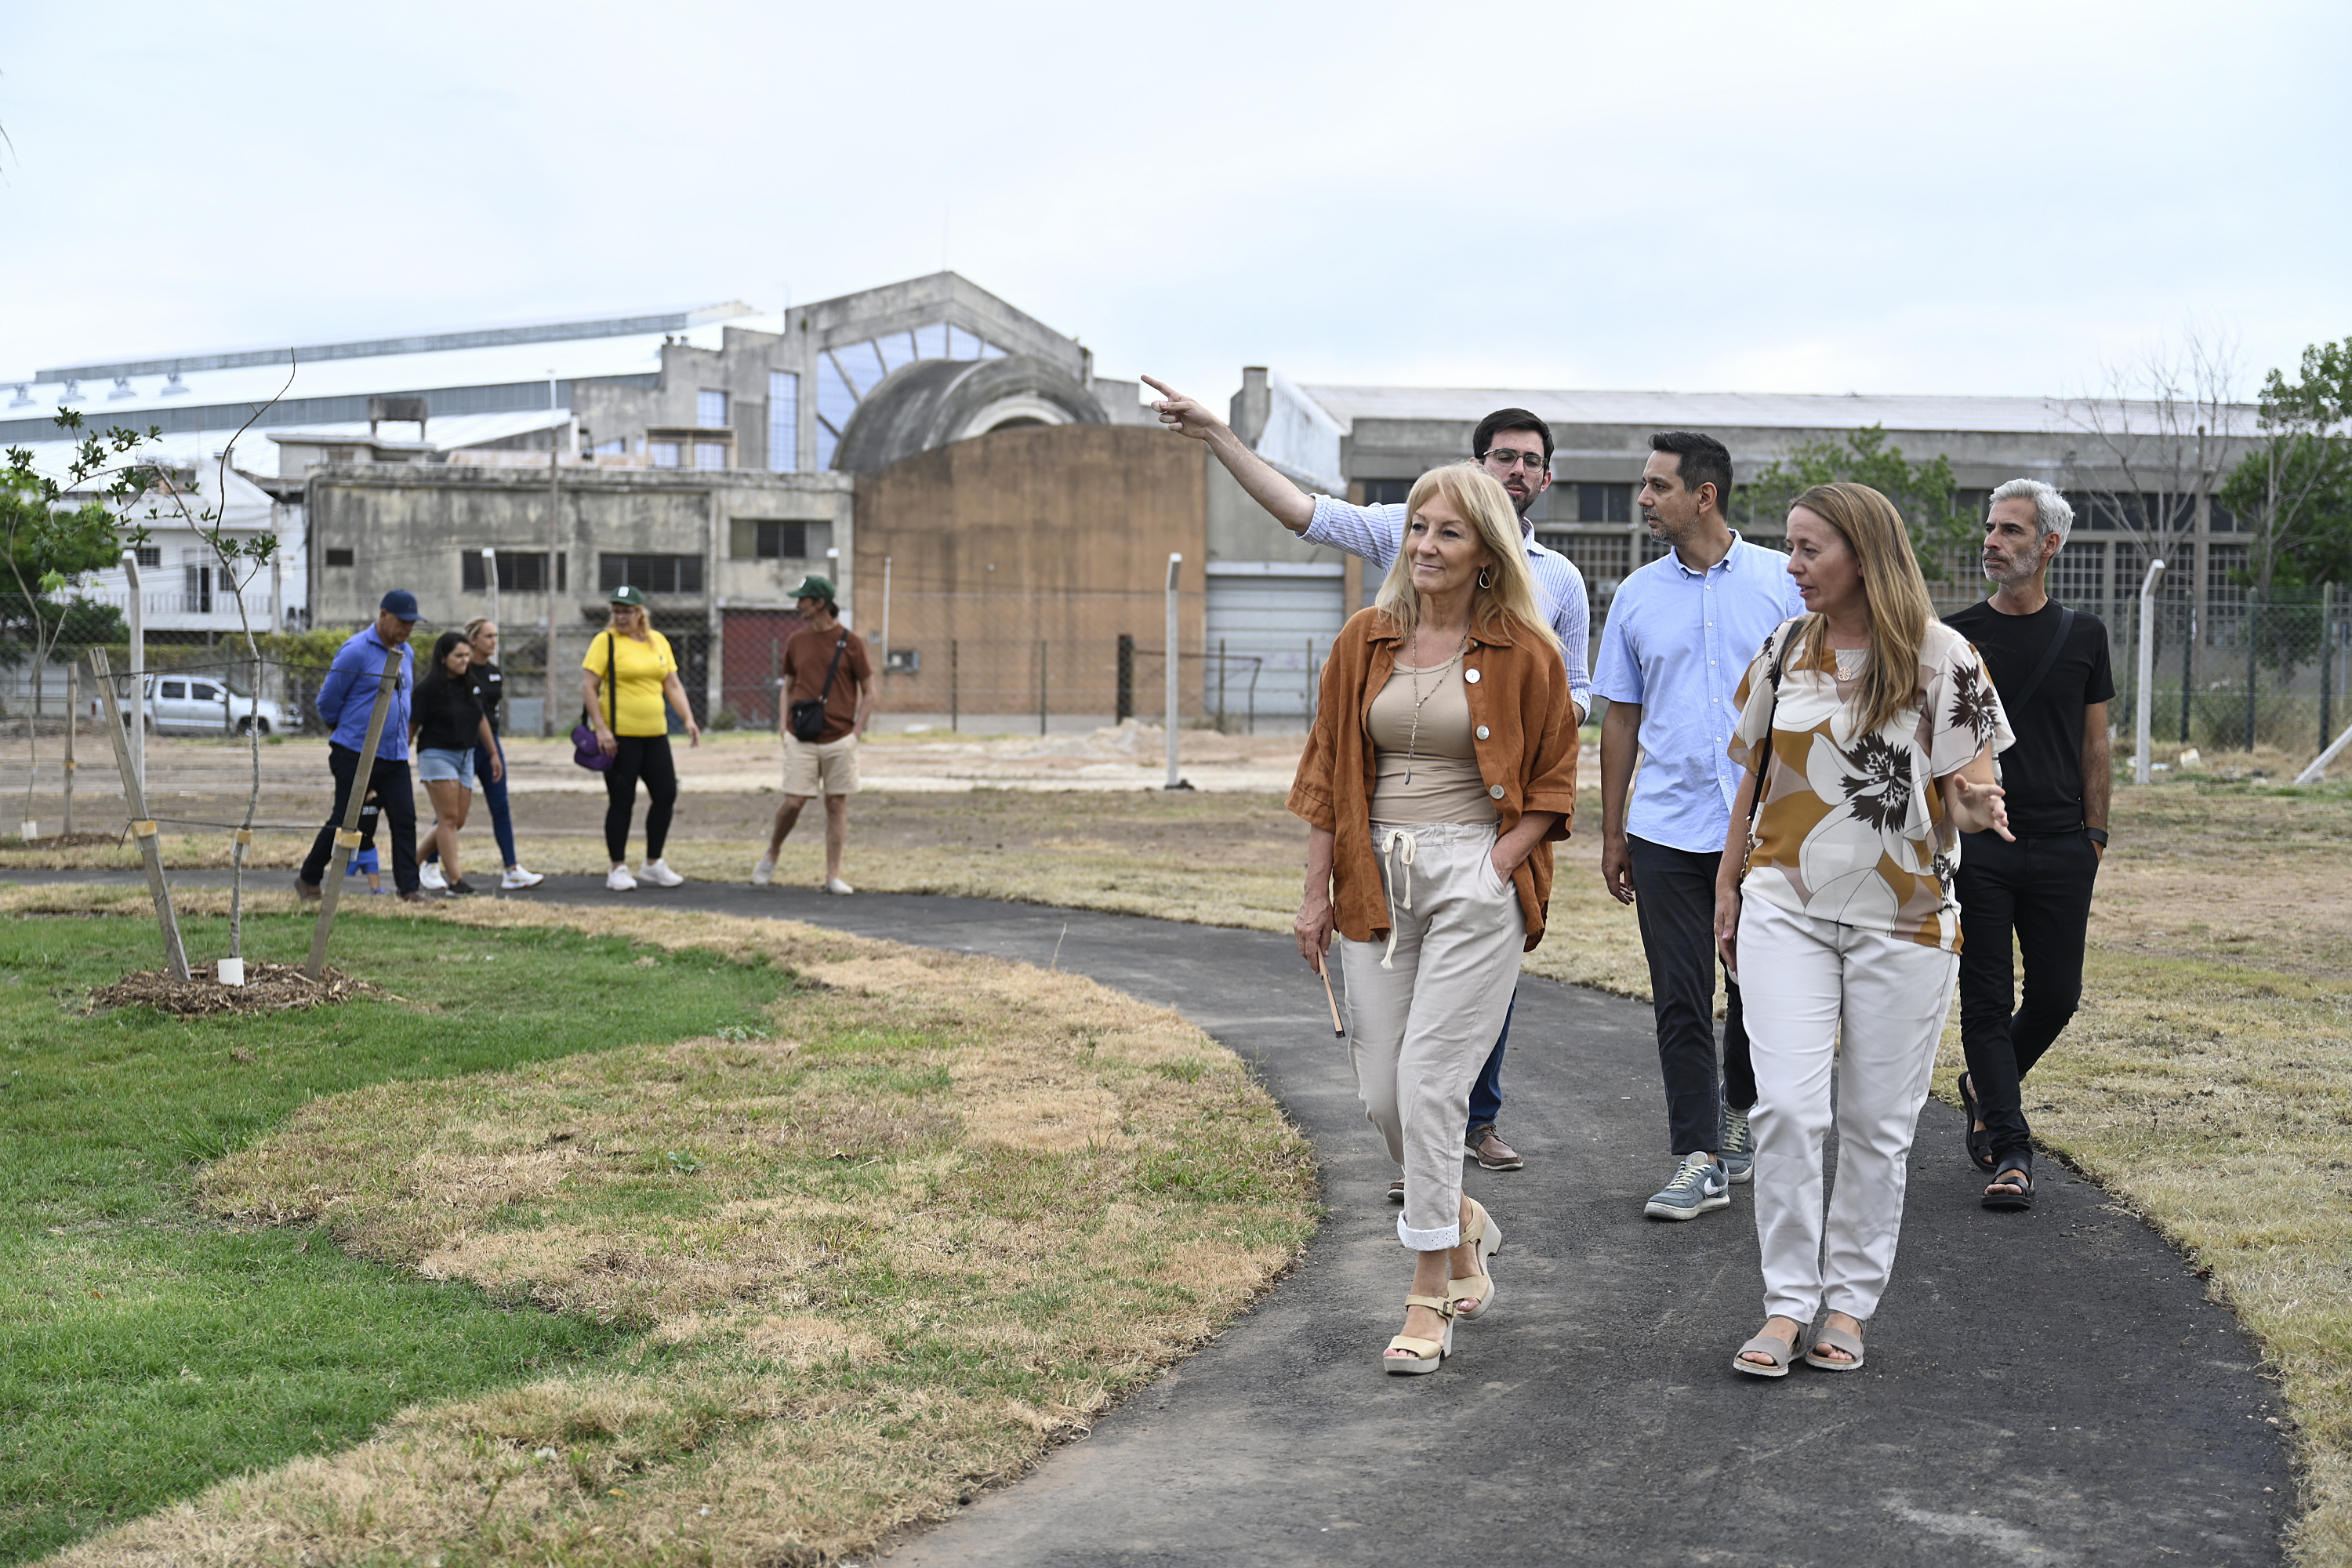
top-left (1720, 1104), bottom-right (1755, 1185)
top-left (1645, 1156), bottom-right (1730, 1221)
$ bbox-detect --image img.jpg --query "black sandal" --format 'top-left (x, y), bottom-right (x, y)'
top-left (1958, 1073), bottom-right (1995, 1174)
top-left (1982, 1156), bottom-right (2034, 1211)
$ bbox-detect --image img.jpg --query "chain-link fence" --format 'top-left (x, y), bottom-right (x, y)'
top-left (2107, 591), bottom-right (2352, 757)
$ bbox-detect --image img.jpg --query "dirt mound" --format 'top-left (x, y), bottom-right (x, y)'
top-left (89, 961), bottom-right (381, 1016)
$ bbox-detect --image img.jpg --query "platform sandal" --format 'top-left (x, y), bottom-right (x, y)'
top-left (1383, 1294), bottom-right (1455, 1375)
top-left (1449, 1198), bottom-right (1504, 1321)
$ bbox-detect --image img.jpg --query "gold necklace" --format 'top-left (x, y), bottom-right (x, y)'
top-left (1403, 635), bottom-right (1467, 786)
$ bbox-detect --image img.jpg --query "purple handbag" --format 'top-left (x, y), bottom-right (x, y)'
top-left (572, 633), bottom-right (618, 771)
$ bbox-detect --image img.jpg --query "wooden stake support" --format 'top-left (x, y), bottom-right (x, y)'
top-left (87, 649), bottom-right (191, 982)
top-left (305, 644), bottom-right (408, 979)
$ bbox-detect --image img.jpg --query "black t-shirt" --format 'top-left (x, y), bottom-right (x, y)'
top-left (467, 658), bottom-right (504, 733)
top-left (1945, 598), bottom-right (2114, 837)
top-left (413, 676), bottom-right (487, 753)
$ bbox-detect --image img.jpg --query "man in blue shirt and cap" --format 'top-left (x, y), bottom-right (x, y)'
top-left (295, 590), bottom-right (430, 902)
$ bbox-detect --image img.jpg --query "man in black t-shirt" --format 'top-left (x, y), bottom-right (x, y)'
top-left (1945, 479), bottom-right (2114, 1212)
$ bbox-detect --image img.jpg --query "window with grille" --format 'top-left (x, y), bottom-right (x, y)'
top-left (461, 550), bottom-right (565, 593)
top-left (697, 390), bottom-right (729, 429)
top-left (599, 554), bottom-right (703, 595)
top-left (1360, 480), bottom-right (1414, 506)
top-left (325, 548), bottom-right (354, 568)
top-left (731, 520), bottom-right (808, 560)
top-left (1538, 533), bottom-right (1631, 597)
top-left (2051, 541), bottom-right (2103, 609)
top-left (694, 442), bottom-right (727, 470)
top-left (768, 371), bottom-right (799, 472)
top-left (650, 441), bottom-right (681, 468)
top-left (134, 545), bottom-right (162, 568)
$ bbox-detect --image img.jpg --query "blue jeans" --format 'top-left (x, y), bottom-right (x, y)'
top-left (422, 736), bottom-right (519, 869)
top-left (1466, 993), bottom-right (1514, 1135)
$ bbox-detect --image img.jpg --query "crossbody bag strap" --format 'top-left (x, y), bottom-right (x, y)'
top-left (815, 634), bottom-right (848, 708)
top-left (2004, 604), bottom-right (2075, 716)
top-left (1741, 619), bottom-right (1801, 869)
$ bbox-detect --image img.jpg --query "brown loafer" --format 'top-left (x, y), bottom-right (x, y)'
top-left (292, 877), bottom-right (322, 904)
top-left (1386, 1178), bottom-right (1405, 1205)
top-left (1466, 1125), bottom-right (1524, 1171)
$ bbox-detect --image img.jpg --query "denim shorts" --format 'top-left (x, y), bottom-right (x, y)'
top-left (417, 746), bottom-right (477, 787)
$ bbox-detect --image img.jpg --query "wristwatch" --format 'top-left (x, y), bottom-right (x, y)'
top-left (2086, 828), bottom-right (2110, 847)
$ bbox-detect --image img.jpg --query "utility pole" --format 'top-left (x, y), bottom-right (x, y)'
top-left (2135, 558), bottom-right (2167, 784)
top-left (543, 370), bottom-right (563, 736)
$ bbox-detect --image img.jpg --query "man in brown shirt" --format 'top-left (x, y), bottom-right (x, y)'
top-left (753, 575), bottom-right (875, 894)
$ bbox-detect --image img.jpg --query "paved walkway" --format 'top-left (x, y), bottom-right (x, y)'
top-left (21, 872), bottom-right (2294, 1565)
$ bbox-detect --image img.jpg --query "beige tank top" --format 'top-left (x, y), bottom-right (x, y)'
top-left (1367, 655), bottom-right (1497, 824)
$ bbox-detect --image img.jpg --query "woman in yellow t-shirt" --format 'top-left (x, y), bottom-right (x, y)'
top-left (583, 584), bottom-right (701, 890)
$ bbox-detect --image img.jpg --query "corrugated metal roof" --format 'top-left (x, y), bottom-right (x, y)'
top-left (1294, 383), bottom-right (2245, 437)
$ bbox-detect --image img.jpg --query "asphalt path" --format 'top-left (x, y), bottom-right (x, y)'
top-left (19, 870), bottom-right (2293, 1566)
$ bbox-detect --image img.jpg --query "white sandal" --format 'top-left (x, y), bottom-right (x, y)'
top-left (1383, 1294), bottom-right (1456, 1375)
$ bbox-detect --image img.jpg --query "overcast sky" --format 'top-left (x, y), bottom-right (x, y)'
top-left (5, 1), bottom-right (2347, 409)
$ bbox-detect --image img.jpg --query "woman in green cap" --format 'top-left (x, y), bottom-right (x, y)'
top-left (583, 584), bottom-right (700, 890)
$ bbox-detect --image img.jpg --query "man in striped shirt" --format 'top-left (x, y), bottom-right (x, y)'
top-left (1146, 376), bottom-right (1589, 1182)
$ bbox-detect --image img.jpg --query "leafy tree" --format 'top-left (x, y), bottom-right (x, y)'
top-left (0, 473), bottom-right (130, 665)
top-left (1737, 425), bottom-right (1971, 576)
top-left (2217, 336), bottom-right (2352, 595)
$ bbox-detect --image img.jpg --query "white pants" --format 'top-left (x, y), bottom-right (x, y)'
top-left (1738, 895), bottom-right (1959, 1324)
top-left (1338, 821), bottom-right (1526, 1250)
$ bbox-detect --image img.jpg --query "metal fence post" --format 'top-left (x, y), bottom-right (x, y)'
top-left (64, 663), bottom-right (77, 837)
top-left (1163, 554), bottom-right (1188, 789)
top-left (122, 551), bottom-right (146, 793)
top-left (949, 639), bottom-right (959, 732)
top-left (2135, 558), bottom-right (2166, 784)
top-left (1037, 638), bottom-right (1047, 737)
top-left (1116, 633), bottom-right (1134, 723)
top-left (2246, 604), bottom-right (2259, 752)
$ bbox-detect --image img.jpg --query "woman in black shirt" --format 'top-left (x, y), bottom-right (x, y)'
top-left (421, 619), bottom-right (543, 891)
top-left (409, 630), bottom-right (502, 895)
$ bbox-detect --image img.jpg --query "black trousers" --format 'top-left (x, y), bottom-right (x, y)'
top-left (1955, 829), bottom-right (2099, 1167)
top-left (300, 745), bottom-right (419, 894)
top-left (1628, 834), bottom-right (1752, 1154)
top-left (604, 734), bottom-right (677, 863)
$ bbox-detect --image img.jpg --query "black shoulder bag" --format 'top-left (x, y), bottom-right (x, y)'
top-left (1740, 619), bottom-right (1802, 873)
top-left (789, 634), bottom-right (849, 743)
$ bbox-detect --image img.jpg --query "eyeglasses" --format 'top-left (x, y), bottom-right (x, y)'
top-left (1481, 448), bottom-right (1548, 473)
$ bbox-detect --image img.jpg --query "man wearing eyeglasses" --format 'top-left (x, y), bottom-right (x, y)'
top-left (1145, 376), bottom-right (1589, 1185)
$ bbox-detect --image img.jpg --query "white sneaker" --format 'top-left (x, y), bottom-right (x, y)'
top-left (752, 857), bottom-right (775, 886)
top-left (419, 862), bottom-right (448, 891)
top-left (606, 865), bottom-right (637, 891)
top-left (822, 877), bottom-right (855, 895)
top-left (639, 858), bottom-right (686, 887)
top-left (500, 865), bottom-right (545, 890)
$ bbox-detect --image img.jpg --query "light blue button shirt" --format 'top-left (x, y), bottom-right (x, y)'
top-left (1305, 496), bottom-right (1592, 717)
top-left (1592, 535), bottom-right (1807, 853)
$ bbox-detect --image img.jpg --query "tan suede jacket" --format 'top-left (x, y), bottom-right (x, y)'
top-left (1287, 606), bottom-right (1580, 952)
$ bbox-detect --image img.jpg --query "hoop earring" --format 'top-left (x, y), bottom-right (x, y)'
top-left (1477, 567), bottom-right (1494, 590)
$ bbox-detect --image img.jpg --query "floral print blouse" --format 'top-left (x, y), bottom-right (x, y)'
top-left (1728, 617), bottom-right (2013, 952)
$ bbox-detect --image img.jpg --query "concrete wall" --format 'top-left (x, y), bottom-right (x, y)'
top-left (851, 424), bottom-right (1208, 723)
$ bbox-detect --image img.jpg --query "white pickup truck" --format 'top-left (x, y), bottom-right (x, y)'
top-left (119, 675), bottom-right (305, 736)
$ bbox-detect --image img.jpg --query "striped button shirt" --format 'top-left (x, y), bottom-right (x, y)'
top-left (1304, 495), bottom-right (1592, 719)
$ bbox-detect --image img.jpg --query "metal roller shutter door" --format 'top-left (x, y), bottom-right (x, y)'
top-left (1203, 561), bottom-right (1346, 724)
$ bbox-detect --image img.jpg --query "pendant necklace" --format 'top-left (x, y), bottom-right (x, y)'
top-left (1403, 633), bottom-right (1468, 786)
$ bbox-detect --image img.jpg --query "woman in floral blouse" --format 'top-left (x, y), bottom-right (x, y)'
top-left (1713, 482), bottom-right (2013, 1378)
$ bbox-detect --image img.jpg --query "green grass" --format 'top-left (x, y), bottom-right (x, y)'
top-left (0, 909), bottom-right (793, 1564)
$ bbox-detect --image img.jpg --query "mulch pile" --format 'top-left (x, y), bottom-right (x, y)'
top-left (12, 832), bottom-right (125, 850)
top-left (89, 961), bottom-right (382, 1017)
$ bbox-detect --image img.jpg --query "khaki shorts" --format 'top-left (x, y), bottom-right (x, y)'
top-left (782, 733), bottom-right (859, 797)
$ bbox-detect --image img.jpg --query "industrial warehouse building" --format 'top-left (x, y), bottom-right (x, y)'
top-left (9, 271), bottom-right (2275, 735)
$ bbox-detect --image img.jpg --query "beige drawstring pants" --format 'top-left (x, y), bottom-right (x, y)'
top-left (1338, 820), bottom-right (1527, 1250)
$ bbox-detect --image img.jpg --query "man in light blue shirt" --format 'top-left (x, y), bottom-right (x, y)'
top-left (1145, 377), bottom-right (1586, 1181)
top-left (1595, 433), bottom-right (1806, 1222)
top-left (296, 590), bottom-right (427, 902)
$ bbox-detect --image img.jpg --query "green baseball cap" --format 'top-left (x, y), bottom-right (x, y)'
top-left (788, 574), bottom-right (836, 601)
top-left (608, 584), bottom-right (647, 607)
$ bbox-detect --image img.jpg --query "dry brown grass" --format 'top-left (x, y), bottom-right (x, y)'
top-left (29, 898), bottom-right (1316, 1568)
